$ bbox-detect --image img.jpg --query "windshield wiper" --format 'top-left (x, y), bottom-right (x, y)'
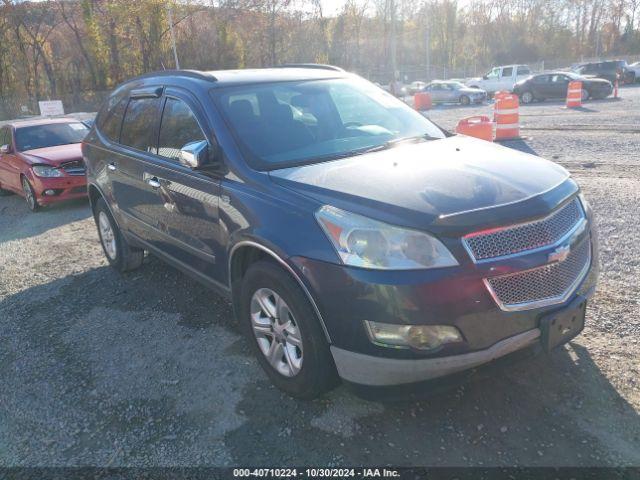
top-left (361, 133), bottom-right (438, 154)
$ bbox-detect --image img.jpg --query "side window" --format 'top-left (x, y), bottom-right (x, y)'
top-left (533, 75), bottom-right (549, 84)
top-left (0, 128), bottom-right (8, 147)
top-left (157, 98), bottom-right (206, 161)
top-left (486, 68), bottom-right (500, 79)
top-left (97, 96), bottom-right (128, 142)
top-left (502, 67), bottom-right (513, 77)
top-left (120, 97), bottom-right (161, 152)
top-left (517, 66), bottom-right (530, 75)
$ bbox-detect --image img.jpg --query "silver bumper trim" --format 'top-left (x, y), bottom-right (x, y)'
top-left (330, 328), bottom-right (541, 386)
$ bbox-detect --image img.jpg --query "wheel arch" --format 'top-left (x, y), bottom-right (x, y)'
top-left (228, 240), bottom-right (332, 343)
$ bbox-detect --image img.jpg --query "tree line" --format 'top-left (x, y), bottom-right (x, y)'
top-left (0, 0), bottom-right (639, 117)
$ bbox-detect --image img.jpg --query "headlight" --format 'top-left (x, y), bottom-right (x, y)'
top-left (365, 320), bottom-right (463, 350)
top-left (32, 165), bottom-right (64, 177)
top-left (315, 205), bottom-right (458, 270)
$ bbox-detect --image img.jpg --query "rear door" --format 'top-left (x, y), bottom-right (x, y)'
top-left (498, 66), bottom-right (513, 90)
top-left (108, 87), bottom-right (164, 239)
top-left (516, 65), bottom-right (531, 81)
top-left (530, 74), bottom-right (550, 97)
top-left (143, 88), bottom-right (223, 284)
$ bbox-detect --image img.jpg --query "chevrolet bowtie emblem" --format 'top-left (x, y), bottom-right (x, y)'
top-left (548, 244), bottom-right (571, 263)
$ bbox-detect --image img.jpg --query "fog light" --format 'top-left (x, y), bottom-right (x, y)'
top-left (44, 189), bottom-right (56, 196)
top-left (364, 321), bottom-right (462, 350)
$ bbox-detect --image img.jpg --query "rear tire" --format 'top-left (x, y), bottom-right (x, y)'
top-left (93, 197), bottom-right (144, 272)
top-left (520, 91), bottom-right (534, 104)
top-left (581, 89), bottom-right (589, 101)
top-left (240, 260), bottom-right (338, 399)
top-left (460, 95), bottom-right (470, 105)
top-left (21, 176), bottom-right (39, 212)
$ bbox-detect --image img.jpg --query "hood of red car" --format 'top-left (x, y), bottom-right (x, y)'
top-left (20, 143), bottom-right (82, 166)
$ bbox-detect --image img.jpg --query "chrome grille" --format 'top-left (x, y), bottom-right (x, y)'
top-left (485, 236), bottom-right (591, 311)
top-left (61, 160), bottom-right (85, 176)
top-left (464, 198), bottom-right (584, 261)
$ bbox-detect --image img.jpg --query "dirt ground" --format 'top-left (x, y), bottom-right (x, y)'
top-left (0, 87), bottom-right (639, 467)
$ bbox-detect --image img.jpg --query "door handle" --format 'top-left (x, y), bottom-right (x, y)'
top-left (146, 177), bottom-right (161, 189)
top-left (107, 162), bottom-right (116, 171)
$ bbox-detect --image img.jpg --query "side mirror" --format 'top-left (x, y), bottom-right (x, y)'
top-left (0, 144), bottom-right (11, 154)
top-left (178, 140), bottom-right (209, 169)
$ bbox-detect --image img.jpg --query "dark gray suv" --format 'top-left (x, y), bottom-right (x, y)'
top-left (82, 66), bottom-right (598, 399)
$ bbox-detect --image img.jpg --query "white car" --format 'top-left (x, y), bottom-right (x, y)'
top-left (466, 65), bottom-right (532, 94)
top-left (628, 62), bottom-right (640, 82)
top-left (408, 81), bottom-right (427, 94)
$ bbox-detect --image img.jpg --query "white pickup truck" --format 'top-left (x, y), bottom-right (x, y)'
top-left (466, 65), bottom-right (532, 94)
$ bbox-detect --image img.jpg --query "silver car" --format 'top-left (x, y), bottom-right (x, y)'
top-left (423, 81), bottom-right (487, 105)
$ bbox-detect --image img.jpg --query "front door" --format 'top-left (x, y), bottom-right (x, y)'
top-left (143, 90), bottom-right (223, 285)
top-left (0, 127), bottom-right (21, 192)
top-left (548, 74), bottom-right (570, 99)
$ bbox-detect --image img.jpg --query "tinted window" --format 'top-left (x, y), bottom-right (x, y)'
top-left (550, 74), bottom-right (568, 83)
top-left (0, 128), bottom-right (8, 147)
top-left (14, 123), bottom-right (89, 151)
top-left (533, 75), bottom-right (549, 83)
top-left (97, 96), bottom-right (127, 142)
top-left (157, 98), bottom-right (206, 160)
top-left (214, 78), bottom-right (444, 170)
top-left (517, 66), bottom-right (530, 75)
top-left (502, 67), bottom-right (513, 76)
top-left (120, 97), bottom-right (160, 152)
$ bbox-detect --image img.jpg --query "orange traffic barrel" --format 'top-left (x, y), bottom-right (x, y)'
top-left (494, 92), bottom-right (520, 140)
top-left (566, 80), bottom-right (582, 108)
top-left (414, 91), bottom-right (432, 111)
top-left (455, 115), bottom-right (493, 142)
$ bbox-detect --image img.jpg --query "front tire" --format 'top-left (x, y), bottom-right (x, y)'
top-left (21, 176), bottom-right (38, 212)
top-left (520, 91), bottom-right (534, 104)
top-left (460, 95), bottom-right (471, 105)
top-left (240, 260), bottom-right (338, 399)
top-left (93, 197), bottom-right (144, 272)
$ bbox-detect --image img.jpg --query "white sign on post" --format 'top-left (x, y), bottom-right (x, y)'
top-left (38, 100), bottom-right (64, 117)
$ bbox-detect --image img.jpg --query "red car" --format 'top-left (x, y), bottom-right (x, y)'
top-left (0, 118), bottom-right (89, 211)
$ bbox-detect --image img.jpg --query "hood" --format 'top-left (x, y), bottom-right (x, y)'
top-left (20, 143), bottom-right (82, 166)
top-left (269, 136), bottom-right (569, 223)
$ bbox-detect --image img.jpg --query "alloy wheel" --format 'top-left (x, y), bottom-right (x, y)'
top-left (98, 211), bottom-right (117, 260)
top-left (22, 177), bottom-right (36, 210)
top-left (521, 91), bottom-right (533, 104)
top-left (250, 287), bottom-right (303, 377)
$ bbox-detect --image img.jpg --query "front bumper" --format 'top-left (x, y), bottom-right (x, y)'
top-left (290, 208), bottom-right (598, 386)
top-left (331, 328), bottom-right (541, 386)
top-left (30, 174), bottom-right (87, 205)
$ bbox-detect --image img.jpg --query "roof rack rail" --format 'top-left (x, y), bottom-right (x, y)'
top-left (130, 69), bottom-right (218, 83)
top-left (277, 63), bottom-right (345, 72)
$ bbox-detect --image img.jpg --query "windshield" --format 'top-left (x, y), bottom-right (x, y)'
top-left (448, 82), bottom-right (465, 90)
top-left (212, 77), bottom-right (445, 170)
top-left (15, 123), bottom-right (89, 151)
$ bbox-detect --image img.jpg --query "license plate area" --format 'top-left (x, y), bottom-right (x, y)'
top-left (540, 299), bottom-right (586, 351)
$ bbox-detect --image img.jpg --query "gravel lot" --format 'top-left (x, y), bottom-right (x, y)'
top-left (1, 88), bottom-right (639, 467)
